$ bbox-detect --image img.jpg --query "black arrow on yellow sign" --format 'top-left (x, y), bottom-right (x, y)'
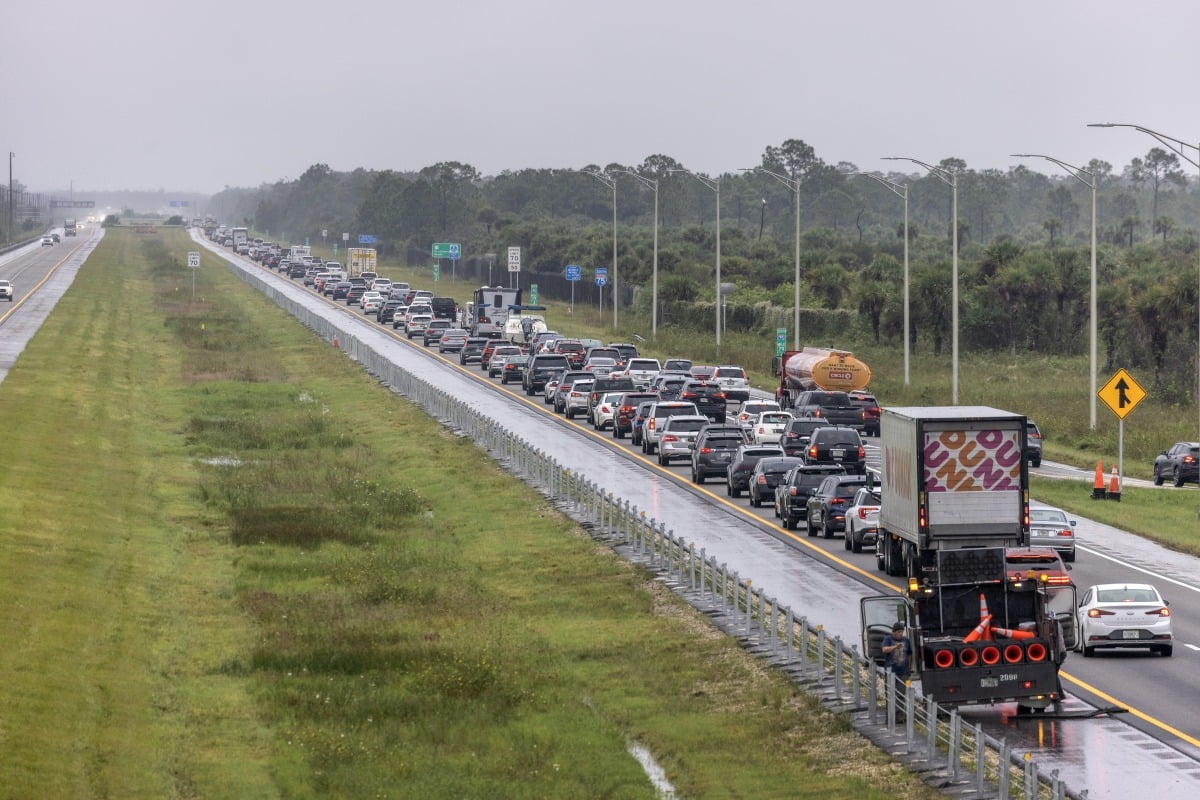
top-left (1114, 377), bottom-right (1131, 408)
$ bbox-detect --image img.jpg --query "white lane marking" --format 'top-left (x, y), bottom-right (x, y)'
top-left (1186, 644), bottom-right (1200, 652)
top-left (1075, 545), bottom-right (1200, 594)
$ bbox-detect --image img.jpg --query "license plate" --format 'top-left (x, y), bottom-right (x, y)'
top-left (1122, 630), bottom-right (1141, 639)
top-left (831, 448), bottom-right (845, 458)
top-left (980, 677), bottom-right (999, 688)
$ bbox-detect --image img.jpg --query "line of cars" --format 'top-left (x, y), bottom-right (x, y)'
top-left (243, 246), bottom-right (1180, 661)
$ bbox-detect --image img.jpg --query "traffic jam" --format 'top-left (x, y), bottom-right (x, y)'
top-left (192, 224), bottom-right (1200, 794)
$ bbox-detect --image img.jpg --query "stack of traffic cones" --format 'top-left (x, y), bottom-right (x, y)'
top-left (1092, 461), bottom-right (1107, 500)
top-left (1107, 466), bottom-right (1122, 502)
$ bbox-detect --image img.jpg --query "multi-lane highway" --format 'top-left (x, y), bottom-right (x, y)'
top-left (182, 231), bottom-right (1200, 796)
top-left (0, 229), bottom-right (102, 382)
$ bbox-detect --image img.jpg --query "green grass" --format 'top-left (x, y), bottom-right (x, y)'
top-left (0, 228), bottom-right (943, 798)
top-left (1032, 477), bottom-right (1200, 556)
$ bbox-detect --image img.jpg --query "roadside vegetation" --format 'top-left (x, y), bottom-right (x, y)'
top-left (0, 227), bottom-right (943, 797)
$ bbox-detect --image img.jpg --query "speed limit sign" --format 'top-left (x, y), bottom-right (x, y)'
top-left (187, 251), bottom-right (200, 269)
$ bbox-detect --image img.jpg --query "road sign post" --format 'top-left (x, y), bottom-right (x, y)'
top-left (1098, 368), bottom-right (1147, 485)
top-left (507, 247), bottom-right (521, 290)
top-left (595, 267), bottom-right (608, 319)
top-left (565, 264), bottom-right (581, 313)
top-left (187, 251), bottom-right (200, 297)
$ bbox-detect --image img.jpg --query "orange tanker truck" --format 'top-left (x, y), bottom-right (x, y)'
top-left (774, 347), bottom-right (872, 407)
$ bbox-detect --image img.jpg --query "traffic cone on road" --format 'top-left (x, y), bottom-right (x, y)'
top-left (1107, 466), bottom-right (1122, 502)
top-left (963, 615), bottom-right (992, 643)
top-left (1092, 461), bottom-right (1107, 500)
top-left (979, 593), bottom-right (990, 622)
top-left (992, 625), bottom-right (1036, 640)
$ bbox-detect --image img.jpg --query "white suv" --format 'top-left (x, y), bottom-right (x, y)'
top-left (714, 365), bottom-right (750, 402)
top-left (620, 358), bottom-right (662, 389)
top-left (0, 279), bottom-right (12, 301)
top-left (641, 401), bottom-right (700, 455)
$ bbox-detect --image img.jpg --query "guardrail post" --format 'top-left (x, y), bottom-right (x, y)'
top-left (850, 645), bottom-right (861, 708)
top-left (784, 607), bottom-right (794, 662)
top-left (975, 723), bottom-right (987, 791)
top-left (998, 740), bottom-right (1011, 798)
top-left (797, 617), bottom-right (809, 666)
top-left (1024, 752), bottom-right (1035, 800)
top-left (816, 625), bottom-right (827, 675)
top-left (948, 708), bottom-right (960, 780)
top-left (925, 695), bottom-right (938, 758)
top-left (833, 637), bottom-right (844, 701)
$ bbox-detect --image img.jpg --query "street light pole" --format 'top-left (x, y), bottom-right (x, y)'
top-left (1090, 123), bottom-right (1200, 441)
top-left (671, 169), bottom-right (722, 347)
top-left (742, 167), bottom-right (801, 349)
top-left (885, 157), bottom-right (959, 403)
top-left (1012, 154), bottom-right (1098, 429)
top-left (7, 152), bottom-right (13, 246)
top-left (585, 170), bottom-right (619, 330)
top-left (852, 173), bottom-right (910, 386)
top-left (616, 170), bottom-right (659, 339)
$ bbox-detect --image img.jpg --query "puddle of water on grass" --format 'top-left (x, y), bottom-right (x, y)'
top-left (627, 741), bottom-right (678, 800)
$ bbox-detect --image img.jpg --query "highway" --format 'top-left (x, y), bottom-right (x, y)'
top-left (193, 232), bottom-right (1200, 799)
top-left (0, 228), bottom-right (102, 382)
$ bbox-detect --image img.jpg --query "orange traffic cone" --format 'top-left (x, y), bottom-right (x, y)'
top-left (978, 593), bottom-right (990, 622)
top-left (1108, 466), bottom-right (1122, 502)
top-left (992, 625), bottom-right (1036, 640)
top-left (1092, 461), bottom-right (1107, 500)
top-left (963, 614), bottom-right (992, 643)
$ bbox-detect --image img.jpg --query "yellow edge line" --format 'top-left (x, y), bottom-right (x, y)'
top-left (287, 258), bottom-right (1196, 749)
top-left (0, 235), bottom-right (91, 322)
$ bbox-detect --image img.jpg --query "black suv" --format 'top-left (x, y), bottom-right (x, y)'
top-left (523, 354), bottom-right (571, 395)
top-left (679, 381), bottom-right (727, 423)
top-left (804, 474), bottom-right (868, 538)
top-left (747, 456), bottom-right (804, 507)
top-left (804, 426), bottom-right (866, 475)
top-left (690, 425), bottom-right (748, 484)
top-left (726, 444), bottom-right (784, 497)
top-left (1026, 419), bottom-right (1044, 468)
top-left (1153, 441), bottom-right (1199, 486)
top-left (781, 418), bottom-right (825, 457)
top-left (776, 464), bottom-right (847, 530)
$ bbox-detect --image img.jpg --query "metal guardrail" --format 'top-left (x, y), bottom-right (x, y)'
top-left (229, 261), bottom-right (1087, 800)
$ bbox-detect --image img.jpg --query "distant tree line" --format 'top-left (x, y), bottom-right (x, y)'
top-left (207, 141), bottom-right (1200, 393)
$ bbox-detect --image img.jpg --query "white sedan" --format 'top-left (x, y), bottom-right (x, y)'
top-left (591, 391), bottom-right (624, 431)
top-left (1076, 583), bottom-right (1173, 657)
top-left (751, 411), bottom-right (793, 445)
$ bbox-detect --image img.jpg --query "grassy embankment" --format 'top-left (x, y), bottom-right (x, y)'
top-left (0, 227), bottom-right (941, 797)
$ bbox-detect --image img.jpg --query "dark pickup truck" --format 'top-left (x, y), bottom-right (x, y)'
top-left (790, 390), bottom-right (863, 430)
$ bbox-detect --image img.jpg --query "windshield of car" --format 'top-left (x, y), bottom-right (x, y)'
top-left (1029, 509), bottom-right (1067, 523)
top-left (666, 418), bottom-right (707, 432)
top-left (715, 367), bottom-right (745, 378)
top-left (760, 413), bottom-right (791, 424)
top-left (628, 359), bottom-right (660, 370)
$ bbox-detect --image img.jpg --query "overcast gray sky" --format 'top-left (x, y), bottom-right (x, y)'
top-left (8, 0), bottom-right (1200, 195)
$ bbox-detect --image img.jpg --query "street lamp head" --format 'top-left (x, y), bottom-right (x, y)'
top-left (1087, 123), bottom-right (1118, 128)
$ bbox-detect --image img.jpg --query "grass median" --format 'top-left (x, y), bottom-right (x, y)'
top-left (0, 228), bottom-right (939, 798)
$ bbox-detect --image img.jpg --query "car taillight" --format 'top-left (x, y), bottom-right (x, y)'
top-left (700, 447), bottom-right (713, 454)
top-left (1056, 529), bottom-right (1072, 537)
top-left (812, 409), bottom-right (823, 417)
top-left (788, 486), bottom-right (797, 496)
top-left (1184, 455), bottom-right (1197, 464)
top-left (682, 392), bottom-right (696, 399)
top-left (1029, 431), bottom-right (1043, 440)
top-left (600, 404), bottom-right (611, 412)
top-left (662, 435), bottom-right (677, 442)
top-left (649, 419), bottom-right (656, 430)
top-left (714, 391), bottom-right (726, 400)
top-left (807, 445), bottom-right (817, 459)
top-left (756, 475), bottom-right (766, 484)
top-left (1087, 609), bottom-right (1115, 617)
top-left (1147, 608), bottom-right (1172, 617)
top-left (857, 445), bottom-right (865, 459)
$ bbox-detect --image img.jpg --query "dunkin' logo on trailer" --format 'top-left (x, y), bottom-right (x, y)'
top-left (924, 430), bottom-right (1021, 492)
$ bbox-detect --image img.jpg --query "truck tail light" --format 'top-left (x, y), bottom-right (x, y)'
top-left (857, 445), bottom-right (865, 459)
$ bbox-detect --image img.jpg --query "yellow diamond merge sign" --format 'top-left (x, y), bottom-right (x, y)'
top-left (1098, 368), bottom-right (1146, 420)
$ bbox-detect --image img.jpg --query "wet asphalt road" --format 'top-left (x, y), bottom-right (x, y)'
top-left (0, 230), bottom-right (101, 382)
top-left (183, 234), bottom-right (1200, 796)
